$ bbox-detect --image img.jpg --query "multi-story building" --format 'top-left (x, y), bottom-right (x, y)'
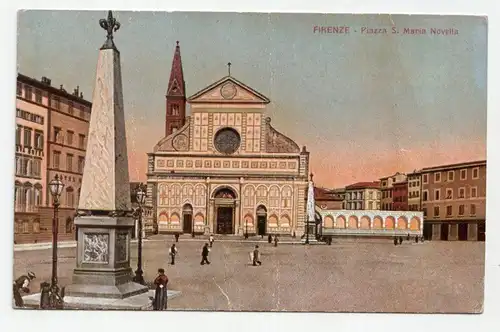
top-left (330, 188), bottom-right (346, 209)
top-left (344, 182), bottom-right (381, 210)
top-left (421, 160), bottom-right (486, 241)
top-left (379, 172), bottom-right (407, 210)
top-left (407, 170), bottom-right (422, 211)
top-left (392, 180), bottom-right (408, 211)
top-left (14, 74), bottom-right (92, 244)
top-left (314, 187), bottom-right (344, 210)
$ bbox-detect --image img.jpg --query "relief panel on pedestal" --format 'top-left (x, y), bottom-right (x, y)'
top-left (83, 233), bottom-right (110, 264)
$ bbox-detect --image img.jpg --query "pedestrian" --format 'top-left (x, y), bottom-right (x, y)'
top-left (421, 236), bottom-right (425, 243)
top-left (153, 268), bottom-right (168, 310)
top-left (393, 237), bottom-right (398, 246)
top-left (200, 243), bottom-right (211, 265)
top-left (407, 233), bottom-right (410, 241)
top-left (398, 236), bottom-right (403, 245)
top-left (13, 271), bottom-right (36, 308)
top-left (169, 244), bottom-right (178, 265)
top-left (268, 234), bottom-right (272, 244)
top-left (415, 236), bottom-right (419, 243)
top-left (252, 245), bottom-right (262, 266)
top-left (209, 234), bottom-right (214, 247)
top-left (274, 235), bottom-right (279, 247)
top-left (293, 231), bottom-right (296, 238)
top-left (174, 233), bottom-right (179, 243)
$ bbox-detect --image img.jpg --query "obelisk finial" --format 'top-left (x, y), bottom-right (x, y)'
top-left (227, 62), bottom-right (231, 76)
top-left (99, 10), bottom-right (121, 50)
top-left (310, 173), bottom-right (314, 182)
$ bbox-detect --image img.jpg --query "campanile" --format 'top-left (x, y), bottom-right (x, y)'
top-left (165, 41), bottom-right (186, 136)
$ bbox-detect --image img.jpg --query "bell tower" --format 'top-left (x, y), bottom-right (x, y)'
top-left (165, 41), bottom-right (186, 136)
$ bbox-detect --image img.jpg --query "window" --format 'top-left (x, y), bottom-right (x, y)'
top-left (459, 205), bottom-right (465, 216)
top-left (447, 171), bottom-right (454, 182)
top-left (369, 191), bottom-right (373, 199)
top-left (68, 101), bottom-right (74, 115)
top-left (66, 188), bottom-right (74, 207)
top-left (460, 169), bottom-right (467, 180)
top-left (434, 172), bottom-right (441, 183)
top-left (35, 89), bottom-right (42, 104)
top-left (51, 96), bottom-right (60, 109)
top-left (25, 85), bottom-right (33, 100)
top-left (377, 192), bottom-right (380, 199)
top-left (22, 221), bottom-right (29, 233)
top-left (67, 131), bottom-right (74, 146)
top-left (65, 217), bottom-right (73, 233)
top-left (67, 154), bottom-right (73, 172)
top-left (422, 190), bottom-right (428, 201)
top-left (446, 189), bottom-right (453, 199)
top-left (53, 151), bottom-right (61, 169)
top-left (446, 205), bottom-right (452, 216)
top-left (33, 219), bottom-right (40, 233)
top-left (78, 156), bottom-right (85, 173)
top-left (79, 105), bottom-right (85, 118)
top-left (459, 187), bottom-right (465, 199)
top-left (23, 128), bottom-right (32, 147)
top-left (368, 201), bottom-right (373, 209)
top-left (470, 187), bottom-right (477, 198)
top-left (172, 105), bottom-right (179, 116)
top-left (34, 130), bottom-right (43, 149)
top-left (17, 82), bottom-right (22, 96)
top-left (472, 167), bottom-right (479, 179)
top-left (172, 127), bottom-right (178, 133)
top-left (470, 204), bottom-right (476, 215)
top-left (433, 206), bottom-right (440, 217)
top-left (423, 208), bottom-right (427, 217)
top-left (78, 134), bottom-right (85, 149)
top-left (422, 174), bottom-right (428, 184)
top-left (53, 127), bottom-right (61, 141)
top-left (434, 189), bottom-right (440, 201)
top-left (16, 125), bottom-right (21, 145)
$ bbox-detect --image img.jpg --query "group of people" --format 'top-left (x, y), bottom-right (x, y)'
top-left (393, 233), bottom-right (425, 246)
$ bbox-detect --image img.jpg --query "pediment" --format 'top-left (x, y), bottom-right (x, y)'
top-left (188, 76), bottom-right (270, 104)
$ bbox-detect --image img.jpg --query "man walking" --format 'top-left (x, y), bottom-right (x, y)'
top-left (13, 271), bottom-right (36, 308)
top-left (169, 244), bottom-right (178, 265)
top-left (200, 243), bottom-right (211, 265)
top-left (252, 245), bottom-right (262, 266)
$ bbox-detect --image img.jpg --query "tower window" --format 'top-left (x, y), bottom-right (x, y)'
top-left (172, 105), bottom-right (179, 116)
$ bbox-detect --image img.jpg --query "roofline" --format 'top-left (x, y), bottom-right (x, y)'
top-left (421, 160), bottom-right (486, 172)
top-left (17, 73), bottom-right (92, 107)
top-left (187, 75), bottom-right (271, 104)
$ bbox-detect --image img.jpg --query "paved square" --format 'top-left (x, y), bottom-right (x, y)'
top-left (13, 237), bottom-right (484, 313)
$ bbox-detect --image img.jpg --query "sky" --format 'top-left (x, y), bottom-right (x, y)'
top-left (17, 11), bottom-right (487, 188)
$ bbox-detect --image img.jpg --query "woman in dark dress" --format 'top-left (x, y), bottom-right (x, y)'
top-left (153, 268), bottom-right (168, 310)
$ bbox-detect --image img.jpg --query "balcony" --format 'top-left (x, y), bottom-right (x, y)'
top-left (14, 204), bottom-right (39, 213)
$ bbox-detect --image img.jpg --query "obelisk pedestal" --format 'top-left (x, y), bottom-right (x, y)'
top-left (63, 11), bottom-right (149, 304)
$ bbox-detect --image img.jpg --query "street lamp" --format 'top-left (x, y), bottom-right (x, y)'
top-left (133, 184), bottom-right (146, 285)
top-left (41, 174), bottom-right (65, 309)
top-left (245, 219), bottom-right (249, 239)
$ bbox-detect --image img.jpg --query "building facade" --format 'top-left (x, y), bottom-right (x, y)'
top-left (14, 74), bottom-right (91, 244)
top-left (314, 187), bottom-right (344, 210)
top-left (344, 182), bottom-right (381, 210)
top-left (379, 172), bottom-right (407, 210)
top-left (392, 180), bottom-right (408, 211)
top-left (421, 160), bottom-right (486, 241)
top-left (407, 170), bottom-right (422, 211)
top-left (147, 45), bottom-right (309, 237)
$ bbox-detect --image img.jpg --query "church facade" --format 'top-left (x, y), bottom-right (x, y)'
top-left (146, 43), bottom-right (309, 236)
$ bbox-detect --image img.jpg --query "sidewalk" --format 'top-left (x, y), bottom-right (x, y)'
top-left (14, 239), bottom-right (150, 252)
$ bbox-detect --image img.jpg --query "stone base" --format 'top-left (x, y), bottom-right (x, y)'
top-left (21, 289), bottom-right (181, 310)
top-left (64, 280), bottom-right (148, 299)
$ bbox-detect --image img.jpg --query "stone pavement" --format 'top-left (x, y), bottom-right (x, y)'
top-left (13, 237), bottom-right (484, 313)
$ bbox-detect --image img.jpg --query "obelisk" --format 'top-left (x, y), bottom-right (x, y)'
top-left (64, 11), bottom-right (148, 300)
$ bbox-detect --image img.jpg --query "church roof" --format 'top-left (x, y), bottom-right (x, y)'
top-left (187, 75), bottom-right (270, 104)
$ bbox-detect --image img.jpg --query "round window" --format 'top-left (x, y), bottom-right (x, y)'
top-left (214, 127), bottom-right (241, 154)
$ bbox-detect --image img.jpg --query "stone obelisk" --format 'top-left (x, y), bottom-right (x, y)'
top-left (64, 11), bottom-right (148, 301)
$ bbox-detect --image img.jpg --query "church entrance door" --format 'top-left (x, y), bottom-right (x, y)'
top-left (216, 207), bottom-right (233, 234)
top-left (182, 204), bottom-right (193, 234)
top-left (256, 205), bottom-right (267, 236)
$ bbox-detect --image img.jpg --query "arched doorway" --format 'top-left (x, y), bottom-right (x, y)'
top-left (214, 187), bottom-right (237, 234)
top-left (256, 205), bottom-right (267, 236)
top-left (182, 204), bottom-right (193, 234)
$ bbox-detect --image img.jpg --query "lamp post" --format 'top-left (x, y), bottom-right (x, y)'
top-left (43, 174), bottom-right (65, 309)
top-left (133, 184), bottom-right (146, 285)
top-left (245, 219), bottom-right (248, 239)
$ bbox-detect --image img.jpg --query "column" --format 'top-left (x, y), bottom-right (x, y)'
top-left (468, 223), bottom-right (478, 241)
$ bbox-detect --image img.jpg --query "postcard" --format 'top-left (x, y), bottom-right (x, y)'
top-left (13, 11), bottom-right (486, 313)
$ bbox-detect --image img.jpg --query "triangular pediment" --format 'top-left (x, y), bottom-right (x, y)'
top-left (188, 76), bottom-right (270, 104)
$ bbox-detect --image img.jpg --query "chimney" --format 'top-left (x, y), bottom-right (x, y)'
top-left (41, 76), bottom-right (51, 86)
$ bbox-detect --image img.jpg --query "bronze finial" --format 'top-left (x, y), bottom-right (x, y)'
top-left (227, 62), bottom-right (232, 76)
top-left (310, 173), bottom-right (314, 182)
top-left (99, 10), bottom-right (121, 51)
